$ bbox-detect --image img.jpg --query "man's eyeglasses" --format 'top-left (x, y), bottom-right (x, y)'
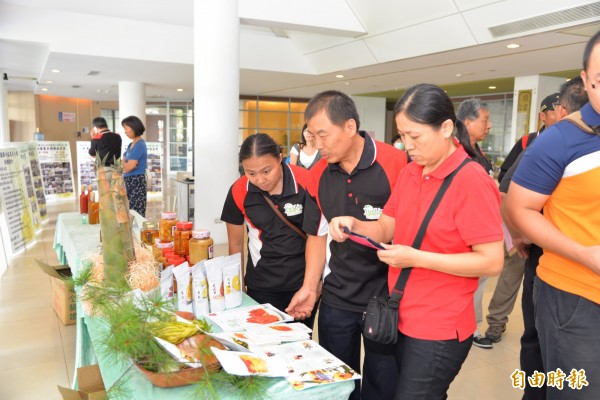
top-left (552, 102), bottom-right (562, 109)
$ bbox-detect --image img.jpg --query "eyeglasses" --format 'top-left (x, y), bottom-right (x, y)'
top-left (552, 102), bottom-right (562, 109)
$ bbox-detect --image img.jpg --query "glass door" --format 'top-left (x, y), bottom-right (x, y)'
top-left (169, 103), bottom-right (193, 173)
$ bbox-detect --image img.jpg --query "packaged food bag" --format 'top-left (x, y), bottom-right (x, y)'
top-left (205, 257), bottom-right (225, 313)
top-left (160, 265), bottom-right (174, 302)
top-left (223, 254), bottom-right (243, 309)
top-left (192, 260), bottom-right (210, 317)
top-left (173, 262), bottom-right (193, 313)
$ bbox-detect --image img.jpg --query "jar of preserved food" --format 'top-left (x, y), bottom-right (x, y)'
top-left (174, 221), bottom-right (193, 256)
top-left (88, 192), bottom-right (100, 225)
top-left (141, 221), bottom-right (159, 245)
top-left (152, 239), bottom-right (173, 261)
top-left (159, 211), bottom-right (177, 242)
top-left (189, 230), bottom-right (214, 265)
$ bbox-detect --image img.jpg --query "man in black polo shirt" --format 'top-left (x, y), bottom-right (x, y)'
top-left (88, 116), bottom-right (122, 166)
top-left (289, 90), bottom-right (407, 400)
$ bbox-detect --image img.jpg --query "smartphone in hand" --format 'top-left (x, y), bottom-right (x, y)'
top-left (343, 226), bottom-right (385, 250)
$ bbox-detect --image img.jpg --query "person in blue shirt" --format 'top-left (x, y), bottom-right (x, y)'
top-left (122, 115), bottom-right (148, 217)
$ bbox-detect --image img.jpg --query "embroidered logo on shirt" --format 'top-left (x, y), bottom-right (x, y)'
top-left (363, 205), bottom-right (382, 220)
top-left (283, 203), bottom-right (303, 217)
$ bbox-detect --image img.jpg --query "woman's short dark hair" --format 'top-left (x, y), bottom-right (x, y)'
top-left (393, 83), bottom-right (478, 160)
top-left (304, 90), bottom-right (361, 130)
top-left (239, 133), bottom-right (281, 163)
top-left (121, 115), bottom-right (145, 137)
top-left (583, 30), bottom-right (600, 71)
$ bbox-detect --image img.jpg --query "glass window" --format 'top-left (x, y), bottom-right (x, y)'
top-left (257, 110), bottom-right (289, 130)
top-left (239, 110), bottom-right (257, 129)
top-left (238, 97), bottom-right (309, 159)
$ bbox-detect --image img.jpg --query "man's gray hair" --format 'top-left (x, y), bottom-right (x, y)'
top-left (456, 98), bottom-right (488, 122)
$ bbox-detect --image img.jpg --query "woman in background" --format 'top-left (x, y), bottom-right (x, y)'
top-left (122, 115), bottom-right (148, 217)
top-left (289, 124), bottom-right (321, 169)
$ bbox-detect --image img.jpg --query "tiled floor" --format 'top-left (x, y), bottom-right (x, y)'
top-left (0, 189), bottom-right (525, 400)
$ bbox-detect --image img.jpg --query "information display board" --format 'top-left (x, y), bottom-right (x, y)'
top-left (76, 141), bottom-right (97, 194)
top-left (16, 146), bottom-right (42, 232)
top-left (0, 147), bottom-right (35, 255)
top-left (37, 142), bottom-right (76, 201)
top-left (26, 143), bottom-right (48, 221)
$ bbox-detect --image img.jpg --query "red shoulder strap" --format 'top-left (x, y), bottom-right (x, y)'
top-left (231, 177), bottom-right (248, 216)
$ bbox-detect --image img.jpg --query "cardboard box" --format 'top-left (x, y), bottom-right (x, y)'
top-left (37, 260), bottom-right (76, 325)
top-left (57, 364), bottom-right (107, 400)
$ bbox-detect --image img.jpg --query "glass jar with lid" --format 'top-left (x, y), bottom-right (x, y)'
top-left (141, 221), bottom-right (159, 245)
top-left (152, 239), bottom-right (174, 261)
top-left (159, 211), bottom-right (177, 242)
top-left (189, 230), bottom-right (214, 265)
top-left (174, 221), bottom-right (193, 256)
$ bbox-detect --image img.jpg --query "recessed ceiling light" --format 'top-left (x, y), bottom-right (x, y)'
top-left (41, 87), bottom-right (48, 91)
top-left (45, 80), bottom-right (53, 84)
top-left (345, 82), bottom-right (350, 85)
top-left (456, 73), bottom-right (463, 78)
top-left (51, 69), bottom-right (61, 73)
top-left (489, 86), bottom-right (497, 89)
top-left (507, 43), bottom-right (520, 49)
top-left (176, 88), bottom-right (183, 92)
top-left (336, 74), bottom-right (344, 78)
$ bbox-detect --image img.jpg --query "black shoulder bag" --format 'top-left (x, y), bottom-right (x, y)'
top-left (362, 158), bottom-right (471, 344)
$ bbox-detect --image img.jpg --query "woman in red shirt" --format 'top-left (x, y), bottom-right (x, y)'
top-left (329, 83), bottom-right (504, 399)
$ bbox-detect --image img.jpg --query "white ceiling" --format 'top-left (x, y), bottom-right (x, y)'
top-left (1, 0), bottom-right (599, 101)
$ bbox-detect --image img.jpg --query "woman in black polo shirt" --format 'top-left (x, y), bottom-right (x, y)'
top-left (221, 133), bottom-right (324, 328)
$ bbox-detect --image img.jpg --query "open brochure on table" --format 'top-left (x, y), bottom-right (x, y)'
top-left (212, 340), bottom-right (360, 391)
top-left (208, 322), bottom-right (312, 352)
top-left (204, 303), bottom-right (294, 332)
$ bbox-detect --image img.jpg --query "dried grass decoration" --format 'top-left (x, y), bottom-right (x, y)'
top-left (91, 241), bottom-right (159, 290)
top-left (126, 242), bottom-right (159, 292)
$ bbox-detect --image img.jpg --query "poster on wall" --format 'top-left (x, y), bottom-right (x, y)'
top-left (146, 142), bottom-right (163, 198)
top-left (0, 147), bottom-right (36, 256)
top-left (16, 146), bottom-right (42, 232)
top-left (36, 141), bottom-right (76, 202)
top-left (76, 141), bottom-right (97, 194)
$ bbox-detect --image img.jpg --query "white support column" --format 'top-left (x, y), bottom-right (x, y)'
top-left (193, 1), bottom-right (240, 244)
top-left (118, 81), bottom-right (146, 144)
top-left (0, 70), bottom-right (9, 145)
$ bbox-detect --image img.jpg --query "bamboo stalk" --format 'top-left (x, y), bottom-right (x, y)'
top-left (96, 155), bottom-right (135, 286)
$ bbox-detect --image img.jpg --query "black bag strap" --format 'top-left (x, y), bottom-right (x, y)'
top-left (388, 158), bottom-right (471, 308)
top-left (262, 194), bottom-right (308, 240)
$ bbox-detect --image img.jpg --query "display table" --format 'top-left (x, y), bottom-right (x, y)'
top-left (53, 212), bottom-right (353, 399)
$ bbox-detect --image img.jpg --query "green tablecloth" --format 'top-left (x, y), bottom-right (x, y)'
top-left (53, 212), bottom-right (103, 381)
top-left (53, 212), bottom-right (353, 399)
